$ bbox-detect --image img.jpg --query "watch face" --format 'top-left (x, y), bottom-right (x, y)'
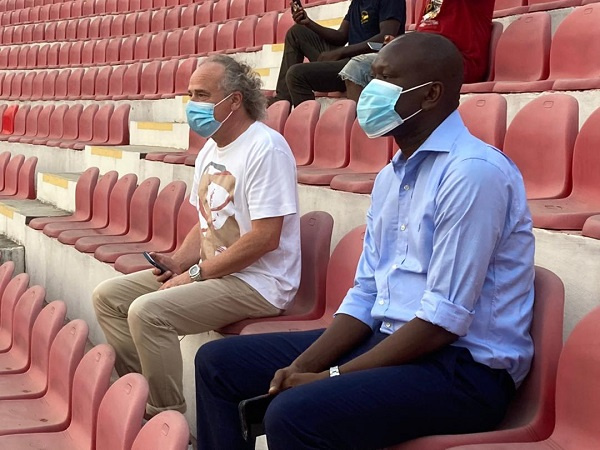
top-left (189, 265), bottom-right (200, 277)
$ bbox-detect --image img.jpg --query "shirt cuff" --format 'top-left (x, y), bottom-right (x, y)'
top-left (335, 300), bottom-right (378, 330)
top-left (415, 290), bottom-right (475, 336)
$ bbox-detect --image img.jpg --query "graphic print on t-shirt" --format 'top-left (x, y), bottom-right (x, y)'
top-left (197, 161), bottom-right (241, 260)
top-left (422, 0), bottom-right (443, 24)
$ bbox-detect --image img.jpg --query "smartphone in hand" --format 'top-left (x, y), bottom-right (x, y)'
top-left (291, 0), bottom-right (302, 13)
top-left (142, 251), bottom-right (169, 275)
top-left (367, 42), bottom-right (384, 51)
top-left (239, 393), bottom-right (277, 441)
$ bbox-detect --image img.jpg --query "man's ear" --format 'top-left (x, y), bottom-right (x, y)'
top-left (421, 82), bottom-right (444, 112)
top-left (231, 91), bottom-right (243, 111)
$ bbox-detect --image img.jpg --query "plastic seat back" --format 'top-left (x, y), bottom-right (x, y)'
top-left (0, 72), bottom-right (15, 99)
top-left (67, 345), bottom-right (116, 450)
top-left (548, 4), bottom-right (600, 81)
top-left (40, 70), bottom-right (58, 100)
top-left (119, 35), bottom-right (136, 62)
top-left (283, 100), bottom-right (320, 166)
top-left (156, 59), bottom-right (178, 96)
top-left (17, 47), bottom-right (28, 69)
top-left (324, 225), bottom-right (366, 318)
top-left (248, 0), bottom-right (265, 15)
top-left (181, 3), bottom-right (197, 27)
top-left (180, 26), bottom-right (199, 56)
top-left (0, 273), bottom-right (30, 347)
top-left (120, 63), bottom-right (142, 97)
top-left (26, 46), bottom-right (38, 69)
top-left (99, 15), bottom-right (113, 38)
top-left (347, 119), bottom-right (393, 172)
top-left (96, 66), bottom-right (113, 97)
top-left (263, 100), bottom-right (290, 134)
top-left (20, 72), bottom-right (35, 100)
top-left (61, 104), bottom-right (84, 141)
top-left (8, 72), bottom-right (24, 100)
top-left (0, 261), bottom-right (14, 301)
top-left (311, 99), bottom-right (356, 168)
top-left (125, 177), bottom-right (161, 242)
top-left (48, 105), bottom-right (70, 140)
top-left (198, 23), bottom-right (218, 53)
top-left (81, 40), bottom-right (96, 66)
top-left (85, 170), bottom-right (118, 228)
top-left (6, 286), bottom-right (45, 373)
top-left (134, 34), bottom-right (151, 60)
top-left (196, 0), bottom-right (214, 25)
top-left (0, 152), bottom-right (10, 190)
top-left (89, 17), bottom-right (101, 38)
top-left (81, 68), bottom-right (99, 99)
top-left (1, 104), bottom-right (18, 134)
top-left (16, 156), bottom-right (38, 199)
top-left (106, 104), bottom-right (130, 146)
top-left (105, 38), bottom-right (122, 64)
top-left (149, 32), bottom-right (167, 59)
top-left (503, 94), bottom-right (578, 199)
top-left (230, 0), bottom-right (247, 18)
top-left (494, 12), bottom-right (550, 82)
top-left (136, 9), bottom-right (151, 34)
top-left (112, 14), bottom-right (126, 36)
top-left (33, 23), bottom-right (45, 42)
top-left (215, 19), bottom-right (237, 51)
top-left (35, 105), bottom-right (55, 139)
top-left (106, 173), bottom-right (138, 235)
top-left (568, 107), bottom-right (600, 200)
top-left (150, 181), bottom-right (186, 248)
top-left (140, 61), bottom-right (161, 96)
top-left (37, 45), bottom-right (49, 69)
top-left (27, 301), bottom-right (67, 388)
top-left (93, 39), bottom-right (109, 65)
top-left (77, 18), bottom-right (90, 39)
top-left (44, 320), bottom-right (89, 422)
top-left (164, 29), bottom-right (183, 58)
top-left (105, 64), bottom-right (127, 99)
top-left (66, 68), bottom-right (84, 100)
top-left (165, 5), bottom-right (182, 29)
top-left (66, 19), bottom-right (78, 40)
top-left (22, 106), bottom-right (42, 138)
top-left (54, 69), bottom-right (71, 100)
top-left (459, 94), bottom-right (507, 149)
top-left (47, 43), bottom-right (60, 68)
top-left (124, 12), bottom-right (137, 35)
top-left (151, 8), bottom-right (167, 32)
top-left (96, 373), bottom-right (149, 450)
top-left (266, 0), bottom-right (285, 11)
top-left (213, 0), bottom-right (229, 22)
top-left (236, 15), bottom-right (258, 49)
top-left (175, 196), bottom-right (198, 249)
top-left (55, 20), bottom-right (68, 40)
top-left (132, 411), bottom-right (189, 450)
top-left (276, 8), bottom-right (293, 43)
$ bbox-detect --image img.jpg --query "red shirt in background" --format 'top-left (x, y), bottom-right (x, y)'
top-left (416, 0), bottom-right (495, 83)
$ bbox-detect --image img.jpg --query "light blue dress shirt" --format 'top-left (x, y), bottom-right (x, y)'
top-left (336, 111), bottom-right (535, 386)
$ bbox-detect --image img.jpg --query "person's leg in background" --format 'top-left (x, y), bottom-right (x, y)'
top-left (286, 58), bottom-right (350, 106)
top-left (128, 275), bottom-right (280, 417)
top-left (272, 24), bottom-right (341, 104)
top-left (339, 53), bottom-right (378, 102)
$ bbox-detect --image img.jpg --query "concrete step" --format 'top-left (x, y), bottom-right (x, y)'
top-left (35, 172), bottom-right (80, 212)
top-left (0, 234), bottom-right (25, 275)
top-left (129, 121), bottom-right (190, 149)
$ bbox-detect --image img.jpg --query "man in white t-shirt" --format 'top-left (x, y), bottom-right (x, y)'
top-left (92, 55), bottom-right (301, 419)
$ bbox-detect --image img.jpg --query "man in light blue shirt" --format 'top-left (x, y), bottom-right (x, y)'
top-left (194, 32), bottom-right (535, 450)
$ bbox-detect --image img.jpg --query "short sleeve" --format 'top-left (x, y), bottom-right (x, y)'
top-left (189, 160), bottom-right (200, 209)
top-left (245, 146), bottom-right (298, 220)
top-left (378, 0), bottom-right (406, 24)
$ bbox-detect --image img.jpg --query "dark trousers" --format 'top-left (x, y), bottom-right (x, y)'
top-left (195, 330), bottom-right (515, 450)
top-left (275, 24), bottom-right (350, 106)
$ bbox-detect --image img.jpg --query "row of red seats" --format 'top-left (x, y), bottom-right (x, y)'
top-left (0, 60), bottom-right (197, 101)
top-left (28, 170), bottom-right (196, 274)
top-left (0, 261), bottom-right (189, 449)
top-left (0, 152), bottom-right (37, 199)
top-left (462, 5), bottom-right (600, 94)
top-left (494, 0), bottom-right (599, 17)
top-left (0, 12), bottom-right (285, 70)
top-left (0, 0), bottom-right (71, 13)
top-left (0, 103), bottom-right (130, 149)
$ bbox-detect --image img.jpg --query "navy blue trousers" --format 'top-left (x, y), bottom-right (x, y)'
top-left (195, 330), bottom-right (515, 450)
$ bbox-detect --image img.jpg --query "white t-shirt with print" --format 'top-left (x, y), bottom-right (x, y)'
top-left (189, 121), bottom-right (301, 310)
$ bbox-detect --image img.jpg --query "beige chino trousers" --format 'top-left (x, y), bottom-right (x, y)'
top-left (92, 269), bottom-right (281, 416)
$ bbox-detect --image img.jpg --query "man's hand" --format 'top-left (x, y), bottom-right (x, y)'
top-left (269, 365), bottom-right (328, 394)
top-left (151, 253), bottom-right (184, 283)
top-left (158, 271), bottom-right (193, 291)
top-left (291, 3), bottom-right (310, 25)
top-left (317, 48), bottom-right (345, 62)
top-left (383, 34), bottom-right (395, 45)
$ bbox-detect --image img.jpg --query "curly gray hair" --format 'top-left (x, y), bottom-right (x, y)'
top-left (200, 55), bottom-right (267, 121)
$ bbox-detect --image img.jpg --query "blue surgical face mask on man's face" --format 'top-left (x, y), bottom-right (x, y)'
top-left (357, 79), bottom-right (433, 138)
top-left (186, 93), bottom-right (233, 138)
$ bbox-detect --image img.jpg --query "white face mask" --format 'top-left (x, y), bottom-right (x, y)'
top-left (357, 79), bottom-right (433, 138)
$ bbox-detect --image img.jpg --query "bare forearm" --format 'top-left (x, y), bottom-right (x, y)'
top-left (292, 314), bottom-right (373, 372)
top-left (171, 226), bottom-right (202, 271)
top-left (339, 317), bottom-right (458, 374)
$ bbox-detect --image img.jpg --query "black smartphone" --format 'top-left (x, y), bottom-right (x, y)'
top-left (367, 42), bottom-right (384, 51)
top-left (142, 251), bottom-right (169, 274)
top-left (239, 393), bottom-right (277, 441)
top-left (291, 0), bottom-right (302, 13)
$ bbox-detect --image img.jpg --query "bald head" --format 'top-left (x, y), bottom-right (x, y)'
top-left (376, 32), bottom-right (464, 106)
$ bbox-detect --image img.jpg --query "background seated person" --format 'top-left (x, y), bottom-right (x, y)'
top-left (194, 33), bottom-right (535, 450)
top-left (340, 0), bottom-right (495, 102)
top-left (92, 55), bottom-right (300, 420)
top-left (269, 0), bottom-right (405, 107)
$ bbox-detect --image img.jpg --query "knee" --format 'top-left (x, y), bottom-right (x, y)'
top-left (127, 295), bottom-right (161, 332)
top-left (284, 24), bottom-right (304, 46)
top-left (92, 278), bottom-right (117, 314)
top-left (264, 390), bottom-right (312, 445)
top-left (286, 63), bottom-right (307, 87)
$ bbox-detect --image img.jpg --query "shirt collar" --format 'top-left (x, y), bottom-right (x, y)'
top-left (392, 110), bottom-right (466, 165)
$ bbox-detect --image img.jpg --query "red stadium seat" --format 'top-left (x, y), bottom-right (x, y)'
top-left (32, 106), bottom-right (66, 145)
top-left (96, 374), bottom-right (149, 450)
top-left (0, 152), bottom-right (9, 190)
top-left (263, 99), bottom-right (291, 134)
top-left (276, 8), bottom-right (294, 42)
top-left (94, 181), bottom-right (186, 263)
top-left (458, 94), bottom-right (507, 149)
top-left (8, 72), bottom-right (24, 101)
top-left (39, 70), bottom-right (57, 100)
top-left (144, 59), bottom-right (178, 99)
top-left (29, 166), bottom-right (99, 230)
top-left (55, 20), bottom-right (67, 40)
top-left (250, 11), bottom-right (277, 50)
top-left (582, 214), bottom-right (600, 239)
top-left (59, 1), bottom-right (71, 18)
top-left (196, 0), bottom-right (214, 25)
top-left (198, 23), bottom-right (218, 54)
top-left (151, 8), bottom-right (167, 32)
top-left (11, 156), bottom-right (37, 200)
top-left (0, 48), bottom-right (9, 69)
top-left (76, 17), bottom-right (90, 39)
top-left (99, 15), bottom-right (114, 38)
top-left (93, 39), bottom-right (109, 65)
top-left (0, 301), bottom-right (66, 401)
top-left (53, 69), bottom-right (71, 100)
top-left (283, 99), bottom-right (320, 165)
top-left (266, 0), bottom-right (285, 12)
top-left (81, 40), bottom-right (97, 66)
top-left (113, 62), bottom-right (142, 100)
top-left (248, 0), bottom-right (265, 14)
top-left (43, 171), bottom-right (118, 238)
top-left (165, 5), bottom-right (182, 29)
top-left (106, 0), bottom-right (119, 13)
top-left (16, 47), bottom-right (28, 69)
top-left (97, 64), bottom-right (128, 100)
top-left (68, 41), bottom-right (84, 66)
top-left (529, 106), bottom-right (600, 230)
top-left (66, 68), bottom-right (84, 100)
top-left (75, 177), bottom-right (160, 253)
top-left (397, 266), bottom-right (564, 450)
top-left (240, 224), bottom-right (365, 334)
top-left (82, 0), bottom-right (94, 15)
top-left (112, 13), bottom-right (126, 36)
top-left (0, 286), bottom-right (44, 375)
top-left (136, 9), bottom-right (151, 33)
top-left (134, 33), bottom-right (152, 60)
top-left (47, 104), bottom-right (86, 147)
top-left (229, 15), bottom-right (258, 52)
top-left (119, 35), bottom-right (136, 63)
top-left (132, 411), bottom-right (189, 450)
top-left (297, 99), bottom-right (355, 173)
top-left (173, 57), bottom-right (197, 96)
top-left (528, 0), bottom-right (581, 13)
top-left (0, 274), bottom-right (29, 352)
top-left (181, 3), bottom-right (198, 27)
top-left (0, 73), bottom-right (14, 100)
top-left (65, 19), bottom-right (78, 40)
top-left (114, 195), bottom-right (198, 273)
top-left (57, 42), bottom-right (72, 67)
top-left (220, 211), bottom-right (334, 334)
top-left (124, 11), bottom-right (138, 35)
top-left (214, 19), bottom-right (238, 53)
top-left (503, 94), bottom-right (579, 199)
top-left (212, 0), bottom-right (230, 22)
top-left (146, 126), bottom-right (206, 162)
top-left (104, 104), bottom-right (130, 146)
top-left (80, 68), bottom-right (99, 100)
top-left (58, 174), bottom-right (137, 245)
top-left (1, 105), bottom-right (25, 139)
top-left (179, 26), bottom-right (200, 56)
top-left (148, 31), bottom-right (167, 60)
top-left (20, 72), bottom-right (35, 100)
top-left (11, 107), bottom-right (41, 143)
top-left (88, 16), bottom-right (101, 38)
top-left (328, 122), bottom-right (393, 194)
top-left (94, 66), bottom-right (113, 99)
top-left (162, 28), bottom-right (183, 59)
top-left (71, 104), bottom-right (114, 150)
top-left (36, 45), bottom-right (49, 68)
top-left (105, 38), bottom-right (122, 64)
top-left (26, 46), bottom-right (38, 69)
top-left (32, 23), bottom-right (45, 41)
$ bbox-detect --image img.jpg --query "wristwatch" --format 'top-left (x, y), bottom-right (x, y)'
top-left (329, 366), bottom-right (340, 377)
top-left (188, 264), bottom-right (203, 282)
